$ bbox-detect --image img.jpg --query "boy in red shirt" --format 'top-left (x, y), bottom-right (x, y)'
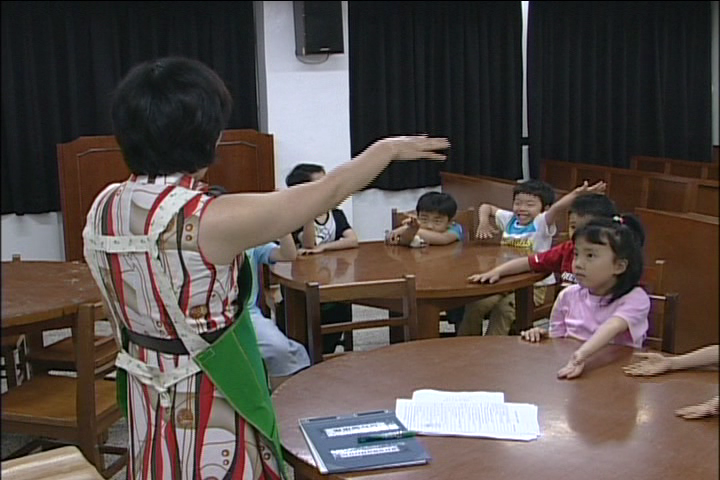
top-left (469, 194), bottom-right (618, 285)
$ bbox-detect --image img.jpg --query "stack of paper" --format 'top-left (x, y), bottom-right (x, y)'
top-left (395, 389), bottom-right (540, 441)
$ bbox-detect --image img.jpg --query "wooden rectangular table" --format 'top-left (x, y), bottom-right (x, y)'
top-left (270, 241), bottom-right (546, 345)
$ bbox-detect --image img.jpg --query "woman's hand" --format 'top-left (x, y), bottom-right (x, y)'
top-left (573, 180), bottom-right (607, 196)
top-left (557, 352), bottom-right (585, 379)
top-left (381, 136), bottom-right (450, 162)
top-left (622, 352), bottom-right (674, 377)
top-left (520, 327), bottom-right (546, 343)
top-left (675, 396), bottom-right (719, 419)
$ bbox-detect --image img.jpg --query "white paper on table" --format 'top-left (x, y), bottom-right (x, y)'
top-left (395, 399), bottom-right (540, 441)
top-left (411, 389), bottom-right (505, 404)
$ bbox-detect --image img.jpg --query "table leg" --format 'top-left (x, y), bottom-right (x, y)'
top-left (416, 302), bottom-right (442, 339)
top-left (514, 286), bottom-right (534, 332)
top-left (282, 287), bottom-right (307, 347)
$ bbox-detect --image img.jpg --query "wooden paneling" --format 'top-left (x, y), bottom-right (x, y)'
top-left (541, 159), bottom-right (718, 217)
top-left (635, 208), bottom-right (719, 354)
top-left (440, 172), bottom-right (569, 234)
top-left (57, 129), bottom-right (275, 261)
top-left (630, 155), bottom-right (719, 180)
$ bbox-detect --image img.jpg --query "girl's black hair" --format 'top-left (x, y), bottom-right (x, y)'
top-left (571, 213), bottom-right (645, 304)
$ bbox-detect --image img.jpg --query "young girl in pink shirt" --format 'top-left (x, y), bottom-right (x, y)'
top-left (521, 214), bottom-right (649, 379)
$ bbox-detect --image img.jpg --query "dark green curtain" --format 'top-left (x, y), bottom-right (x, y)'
top-left (527, 1), bottom-right (712, 177)
top-left (349, 1), bottom-right (523, 190)
top-left (1, 1), bottom-right (258, 215)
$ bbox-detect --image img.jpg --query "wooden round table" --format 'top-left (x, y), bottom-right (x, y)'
top-left (272, 337), bottom-right (718, 480)
top-left (1, 260), bottom-right (101, 336)
top-left (271, 241), bottom-right (545, 343)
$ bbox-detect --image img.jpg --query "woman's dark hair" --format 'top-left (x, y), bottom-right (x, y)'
top-left (111, 57), bottom-right (233, 175)
top-left (416, 192), bottom-right (457, 219)
top-left (572, 214), bottom-right (645, 304)
top-left (285, 163), bottom-right (326, 187)
top-left (513, 179), bottom-right (555, 208)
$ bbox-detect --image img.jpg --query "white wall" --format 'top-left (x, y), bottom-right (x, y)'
top-left (1, 212), bottom-right (65, 261)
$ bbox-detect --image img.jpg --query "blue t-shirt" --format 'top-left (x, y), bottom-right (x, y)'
top-left (244, 242), bottom-right (277, 317)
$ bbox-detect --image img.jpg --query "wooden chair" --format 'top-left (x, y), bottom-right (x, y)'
top-left (1, 446), bottom-right (104, 480)
top-left (1, 302), bottom-right (127, 479)
top-left (1, 334), bottom-right (30, 391)
top-left (305, 275), bottom-right (418, 364)
top-left (391, 207), bottom-right (477, 243)
top-left (644, 292), bottom-right (679, 353)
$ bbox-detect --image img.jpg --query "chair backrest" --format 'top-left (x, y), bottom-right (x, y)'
top-left (391, 207), bottom-right (476, 242)
top-left (644, 293), bottom-right (678, 353)
top-left (305, 275), bottom-right (418, 364)
top-left (639, 259), bottom-right (665, 295)
top-left (56, 129), bottom-right (275, 261)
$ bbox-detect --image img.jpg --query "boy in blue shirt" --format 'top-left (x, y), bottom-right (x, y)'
top-left (387, 192), bottom-right (464, 246)
top-left (245, 234), bottom-right (311, 378)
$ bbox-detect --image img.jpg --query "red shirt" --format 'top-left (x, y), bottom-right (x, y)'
top-left (527, 240), bottom-right (576, 284)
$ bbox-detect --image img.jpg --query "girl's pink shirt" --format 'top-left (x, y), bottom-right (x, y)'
top-left (549, 284), bottom-right (650, 348)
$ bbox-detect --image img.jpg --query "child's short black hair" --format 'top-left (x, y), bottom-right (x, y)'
top-left (513, 179), bottom-right (555, 208)
top-left (285, 163), bottom-right (326, 187)
top-left (111, 57), bottom-right (233, 176)
top-left (569, 194), bottom-right (618, 219)
top-left (416, 192), bottom-right (457, 219)
top-left (572, 214), bottom-right (645, 304)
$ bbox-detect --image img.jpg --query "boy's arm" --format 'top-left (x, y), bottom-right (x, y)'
top-left (468, 257), bottom-right (531, 283)
top-left (300, 220), bottom-right (316, 248)
top-left (544, 181), bottom-right (606, 228)
top-left (269, 234), bottom-right (297, 262)
top-left (476, 203), bottom-right (502, 239)
top-left (313, 229), bottom-right (359, 252)
top-left (416, 228), bottom-right (458, 245)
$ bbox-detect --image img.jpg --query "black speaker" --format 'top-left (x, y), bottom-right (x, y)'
top-left (293, 1), bottom-right (344, 56)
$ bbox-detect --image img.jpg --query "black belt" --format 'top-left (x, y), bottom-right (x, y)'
top-left (126, 324), bottom-right (230, 355)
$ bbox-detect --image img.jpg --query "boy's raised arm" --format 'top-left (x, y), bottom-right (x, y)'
top-left (476, 203), bottom-right (500, 239)
top-left (544, 181), bottom-right (606, 227)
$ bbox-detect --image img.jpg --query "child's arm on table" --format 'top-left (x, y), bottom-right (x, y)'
top-left (520, 287), bottom-right (569, 343)
top-left (623, 344), bottom-right (719, 376)
top-left (416, 228), bottom-right (459, 245)
top-left (468, 257), bottom-right (531, 283)
top-left (302, 229), bottom-right (359, 254)
top-left (556, 316), bottom-right (628, 379)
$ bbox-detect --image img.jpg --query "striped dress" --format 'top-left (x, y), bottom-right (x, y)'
top-left (83, 173), bottom-right (282, 480)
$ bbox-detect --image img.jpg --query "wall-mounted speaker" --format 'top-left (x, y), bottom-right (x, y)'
top-left (293, 1), bottom-right (344, 56)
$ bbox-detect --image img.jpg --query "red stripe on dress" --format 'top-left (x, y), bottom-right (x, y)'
top-left (144, 186), bottom-right (177, 338)
top-left (139, 349), bottom-right (153, 480)
top-left (152, 398), bottom-right (164, 480)
top-left (178, 195), bottom-right (202, 317)
top-left (104, 189), bottom-right (134, 331)
top-left (194, 374), bottom-right (215, 477)
top-left (228, 413), bottom-right (246, 479)
top-left (196, 196), bottom-right (221, 331)
top-left (257, 428), bottom-right (282, 480)
top-left (179, 175), bottom-right (194, 189)
top-left (165, 392), bottom-right (182, 480)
